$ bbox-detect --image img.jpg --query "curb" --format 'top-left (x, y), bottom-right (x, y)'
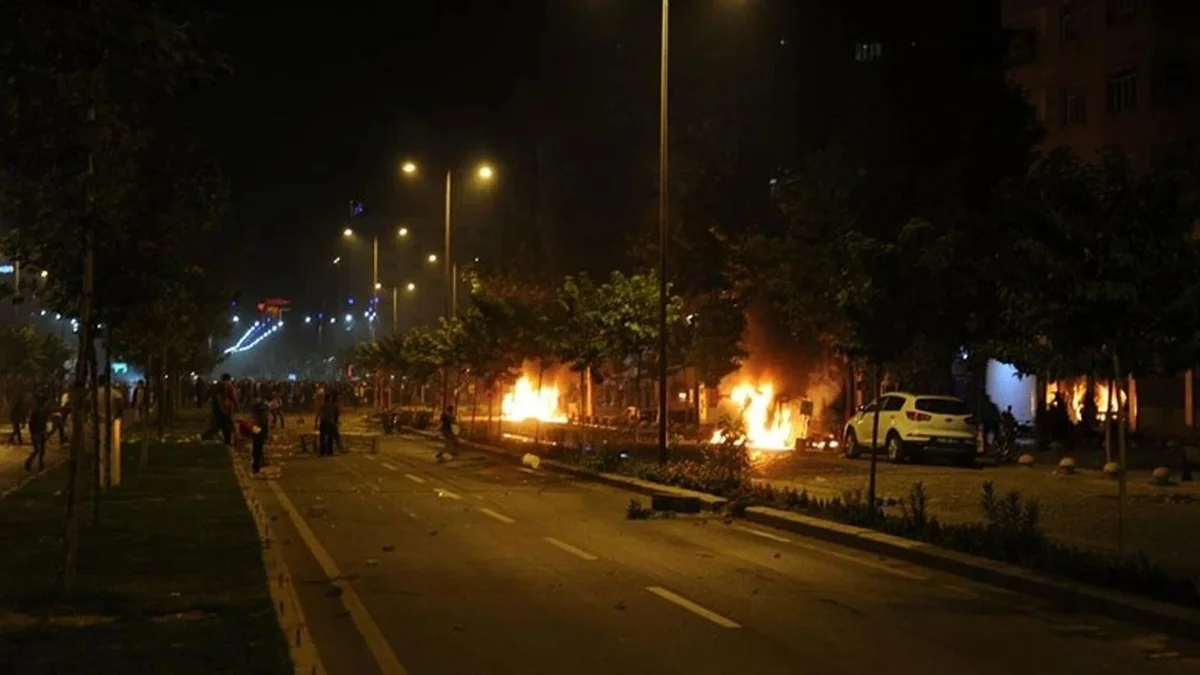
top-left (0, 455), bottom-right (67, 500)
top-left (228, 449), bottom-right (327, 675)
top-left (402, 428), bottom-right (728, 511)
top-left (401, 427), bottom-right (1200, 641)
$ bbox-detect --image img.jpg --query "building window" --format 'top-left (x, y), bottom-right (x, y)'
top-left (1060, 2), bottom-right (1083, 43)
top-left (1005, 27), bottom-right (1039, 67)
top-left (1060, 93), bottom-right (1087, 126)
top-left (1107, 0), bottom-right (1136, 24)
top-left (855, 42), bottom-right (883, 62)
top-left (1108, 69), bottom-right (1138, 113)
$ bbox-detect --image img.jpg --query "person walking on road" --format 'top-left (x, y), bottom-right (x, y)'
top-left (24, 395), bottom-right (48, 472)
top-left (8, 393), bottom-right (28, 445)
top-left (437, 405), bottom-right (458, 461)
top-left (250, 394), bottom-right (270, 474)
top-left (202, 374), bottom-right (236, 445)
top-left (318, 391), bottom-right (340, 457)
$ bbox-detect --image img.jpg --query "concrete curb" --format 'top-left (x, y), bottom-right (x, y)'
top-left (0, 456), bottom-right (67, 500)
top-left (402, 428), bottom-right (728, 511)
top-left (401, 427), bottom-right (1200, 640)
top-left (228, 449), bottom-right (327, 675)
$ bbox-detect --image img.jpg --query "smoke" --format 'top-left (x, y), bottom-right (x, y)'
top-left (718, 301), bottom-right (844, 420)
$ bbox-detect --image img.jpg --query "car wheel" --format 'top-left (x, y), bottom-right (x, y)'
top-left (886, 434), bottom-right (905, 463)
top-left (844, 429), bottom-right (860, 458)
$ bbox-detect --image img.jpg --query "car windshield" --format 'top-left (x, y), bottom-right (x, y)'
top-left (914, 397), bottom-right (969, 415)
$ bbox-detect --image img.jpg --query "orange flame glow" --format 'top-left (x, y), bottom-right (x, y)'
top-left (502, 376), bottom-right (568, 423)
top-left (1046, 381), bottom-right (1126, 423)
top-left (711, 382), bottom-right (797, 451)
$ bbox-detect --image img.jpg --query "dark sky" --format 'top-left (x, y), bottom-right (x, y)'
top-left (201, 1), bottom-right (821, 325)
top-left (207, 1), bottom-right (541, 318)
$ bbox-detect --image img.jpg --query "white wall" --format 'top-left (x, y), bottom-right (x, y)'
top-left (986, 360), bottom-right (1036, 423)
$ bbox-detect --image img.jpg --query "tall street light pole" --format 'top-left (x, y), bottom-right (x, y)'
top-left (444, 170), bottom-right (453, 320)
top-left (657, 0), bottom-right (671, 465)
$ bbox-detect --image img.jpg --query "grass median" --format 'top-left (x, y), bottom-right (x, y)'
top-left (0, 440), bottom-right (291, 675)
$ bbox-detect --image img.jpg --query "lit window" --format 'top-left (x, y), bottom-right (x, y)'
top-left (855, 42), bottom-right (883, 62)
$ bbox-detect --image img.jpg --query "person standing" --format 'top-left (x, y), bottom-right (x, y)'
top-left (24, 395), bottom-right (48, 472)
top-left (8, 393), bottom-right (28, 445)
top-left (318, 391), bottom-right (340, 457)
top-left (250, 394), bottom-right (270, 474)
top-left (269, 389), bottom-right (285, 429)
top-left (437, 405), bottom-right (458, 461)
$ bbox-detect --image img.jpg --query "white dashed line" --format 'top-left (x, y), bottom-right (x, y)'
top-left (519, 468), bottom-right (537, 475)
top-left (434, 488), bottom-right (463, 500)
top-left (646, 586), bottom-right (741, 628)
top-left (404, 473), bottom-right (426, 484)
top-left (381, 462), bottom-right (398, 471)
top-left (940, 584), bottom-right (980, 599)
top-left (402, 508), bottom-right (419, 520)
top-left (479, 507), bottom-right (515, 524)
top-left (732, 524), bottom-right (793, 544)
top-left (543, 537), bottom-right (598, 561)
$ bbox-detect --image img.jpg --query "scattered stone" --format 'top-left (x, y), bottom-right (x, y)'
top-left (1018, 454), bottom-right (1036, 467)
top-left (522, 453), bottom-right (541, 470)
top-left (382, 544), bottom-right (396, 552)
top-left (773, 552), bottom-right (782, 559)
top-left (1103, 461), bottom-right (1120, 478)
top-left (1152, 466), bottom-right (1172, 486)
top-left (1054, 457), bottom-right (1076, 476)
top-left (365, 558), bottom-right (380, 567)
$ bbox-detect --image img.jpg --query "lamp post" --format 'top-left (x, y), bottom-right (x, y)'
top-left (391, 282), bottom-right (416, 336)
top-left (401, 160), bottom-right (495, 407)
top-left (657, 0), bottom-right (670, 465)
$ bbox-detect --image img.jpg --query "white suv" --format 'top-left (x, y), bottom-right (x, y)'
top-left (843, 392), bottom-right (977, 465)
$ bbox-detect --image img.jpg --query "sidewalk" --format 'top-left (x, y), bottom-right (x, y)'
top-left (0, 441), bottom-right (66, 496)
top-left (760, 453), bottom-right (1200, 577)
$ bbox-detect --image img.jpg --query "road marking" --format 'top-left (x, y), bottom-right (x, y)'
top-left (519, 467), bottom-right (537, 475)
top-left (402, 508), bottom-right (419, 520)
top-left (646, 586), bottom-right (740, 628)
top-left (404, 473), bottom-right (426, 484)
top-left (733, 524), bottom-right (793, 544)
top-left (268, 482), bottom-right (409, 675)
top-left (363, 454), bottom-right (376, 461)
top-left (434, 488), bottom-right (463, 500)
top-left (940, 584), bottom-right (980, 599)
top-left (543, 537), bottom-right (598, 561)
top-left (381, 462), bottom-right (398, 471)
top-left (792, 541), bottom-right (928, 580)
top-left (479, 507), bottom-right (515, 524)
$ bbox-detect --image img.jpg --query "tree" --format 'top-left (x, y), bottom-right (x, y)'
top-left (599, 270), bottom-right (682, 416)
top-left (990, 147), bottom-right (1200, 551)
top-left (556, 274), bottom-right (609, 420)
top-left (0, 0), bottom-right (227, 592)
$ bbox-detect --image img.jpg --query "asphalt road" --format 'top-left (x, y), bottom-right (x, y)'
top-left (255, 433), bottom-right (1200, 675)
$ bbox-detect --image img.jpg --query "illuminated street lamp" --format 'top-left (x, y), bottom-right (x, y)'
top-left (427, 253), bottom-right (438, 264)
top-left (332, 256), bottom-right (341, 265)
top-left (477, 164), bottom-right (494, 181)
top-left (406, 282), bottom-right (416, 292)
top-left (374, 282), bottom-right (382, 291)
top-left (232, 315), bottom-right (240, 323)
top-left (39, 270), bottom-right (48, 278)
top-left (398, 227), bottom-right (409, 238)
top-left (342, 227), bottom-right (353, 237)
top-left (401, 161), bottom-right (417, 175)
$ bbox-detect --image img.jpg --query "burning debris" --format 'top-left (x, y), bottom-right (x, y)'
top-left (710, 381), bottom-right (807, 451)
top-left (1046, 381), bottom-right (1127, 423)
top-left (501, 375), bottom-right (568, 424)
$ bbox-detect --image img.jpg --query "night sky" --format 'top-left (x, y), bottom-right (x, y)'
top-left (202, 1), bottom-right (812, 327)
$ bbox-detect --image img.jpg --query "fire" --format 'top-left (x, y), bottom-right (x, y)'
top-left (1046, 381), bottom-right (1126, 423)
top-left (711, 382), bottom-right (796, 451)
top-left (502, 376), bottom-right (568, 423)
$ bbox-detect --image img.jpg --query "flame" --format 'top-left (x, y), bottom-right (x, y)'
top-left (1046, 381), bottom-right (1126, 423)
top-left (502, 376), bottom-right (568, 423)
top-left (711, 382), bottom-right (798, 451)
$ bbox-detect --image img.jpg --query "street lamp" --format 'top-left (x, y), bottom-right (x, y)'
top-left (374, 282), bottom-right (382, 291)
top-left (332, 256), bottom-right (341, 265)
top-left (401, 161), bottom-right (417, 175)
top-left (657, 0), bottom-right (670, 464)
top-left (391, 282), bottom-right (417, 335)
top-left (427, 253), bottom-right (438, 264)
top-left (398, 227), bottom-right (409, 238)
top-left (39, 270), bottom-right (48, 278)
top-left (406, 282), bottom-right (416, 292)
top-left (342, 227), bottom-right (353, 237)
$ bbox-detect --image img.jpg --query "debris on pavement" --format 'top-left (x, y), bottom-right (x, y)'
top-left (382, 544), bottom-right (396, 552)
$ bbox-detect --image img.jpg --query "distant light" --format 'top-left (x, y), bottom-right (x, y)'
top-left (473, 257), bottom-right (480, 263)
top-left (0, 265), bottom-right (13, 274)
top-left (232, 315), bottom-right (240, 323)
top-left (374, 282), bottom-right (382, 290)
top-left (304, 315), bottom-right (312, 324)
top-left (398, 227), bottom-right (409, 238)
top-left (287, 373), bottom-right (298, 382)
top-left (343, 227), bottom-right (353, 237)
top-left (477, 164), bottom-right (494, 180)
top-left (427, 253), bottom-right (438, 263)
top-left (348, 297), bottom-right (355, 305)
top-left (332, 256), bottom-right (341, 265)
top-left (329, 317), bottom-right (336, 324)
top-left (278, 320), bottom-right (284, 327)
top-left (344, 314), bottom-right (352, 323)
top-left (39, 310), bottom-right (46, 316)
top-left (406, 282), bottom-right (416, 292)
top-left (55, 314), bottom-right (61, 320)
top-left (401, 161), bottom-right (417, 175)
top-left (39, 270), bottom-right (48, 278)
top-left (363, 311), bottom-right (370, 319)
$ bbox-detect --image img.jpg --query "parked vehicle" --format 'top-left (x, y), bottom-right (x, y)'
top-left (843, 392), bottom-right (977, 466)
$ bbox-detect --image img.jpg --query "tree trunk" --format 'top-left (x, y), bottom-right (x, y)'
top-left (141, 353), bottom-right (153, 470)
top-left (536, 362), bottom-right (545, 444)
top-left (1035, 373), bottom-right (1049, 451)
top-left (486, 381), bottom-right (494, 441)
top-left (59, 231), bottom-right (94, 593)
top-left (632, 359), bottom-right (642, 444)
top-left (156, 344), bottom-right (167, 441)
top-left (470, 376), bottom-right (479, 439)
top-left (1105, 376), bottom-right (1116, 464)
top-left (1113, 350), bottom-right (1128, 555)
top-left (867, 364), bottom-right (883, 518)
top-left (88, 331), bottom-right (101, 525)
top-left (104, 329), bottom-right (113, 488)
